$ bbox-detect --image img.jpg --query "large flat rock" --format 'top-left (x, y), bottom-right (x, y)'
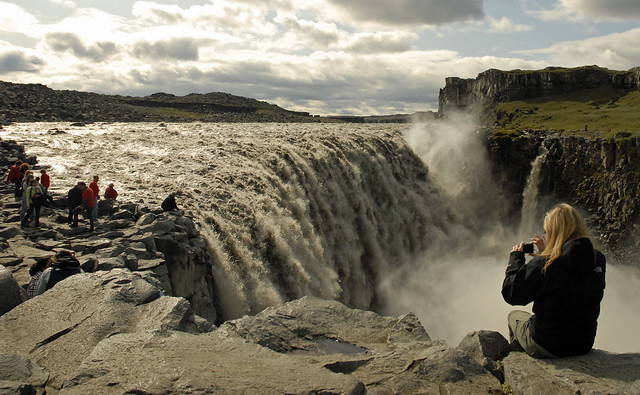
top-left (62, 330), bottom-right (365, 394)
top-left (0, 269), bottom-right (198, 388)
top-left (504, 350), bottom-right (640, 394)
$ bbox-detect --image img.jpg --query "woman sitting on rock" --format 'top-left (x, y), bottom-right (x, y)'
top-left (27, 256), bottom-right (53, 298)
top-left (502, 203), bottom-right (606, 358)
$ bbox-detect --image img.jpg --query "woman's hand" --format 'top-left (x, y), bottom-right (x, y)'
top-left (531, 234), bottom-right (547, 254)
top-left (511, 242), bottom-right (524, 253)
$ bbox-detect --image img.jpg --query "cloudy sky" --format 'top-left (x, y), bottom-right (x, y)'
top-left (1, 0), bottom-right (639, 115)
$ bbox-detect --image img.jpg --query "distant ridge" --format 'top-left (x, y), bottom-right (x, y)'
top-left (0, 81), bottom-right (429, 124)
top-left (0, 81), bottom-right (320, 124)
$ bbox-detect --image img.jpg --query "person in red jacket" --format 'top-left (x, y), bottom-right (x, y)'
top-left (39, 169), bottom-right (50, 192)
top-left (7, 160), bottom-right (22, 199)
top-left (89, 175), bottom-right (100, 222)
top-left (104, 183), bottom-right (118, 200)
top-left (81, 182), bottom-right (95, 232)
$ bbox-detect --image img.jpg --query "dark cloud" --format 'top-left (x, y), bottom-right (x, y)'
top-left (0, 50), bottom-right (45, 72)
top-left (132, 38), bottom-right (199, 61)
top-left (574, 0), bottom-right (640, 19)
top-left (326, 0), bottom-right (485, 26)
top-left (46, 32), bottom-right (117, 62)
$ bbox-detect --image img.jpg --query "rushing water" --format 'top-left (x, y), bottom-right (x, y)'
top-left (2, 121), bottom-right (640, 353)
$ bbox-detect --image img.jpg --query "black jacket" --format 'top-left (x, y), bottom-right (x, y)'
top-left (161, 195), bottom-right (178, 211)
top-left (502, 238), bottom-right (606, 357)
top-left (68, 187), bottom-right (83, 207)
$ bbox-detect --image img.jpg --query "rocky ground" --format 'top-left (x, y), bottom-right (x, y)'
top-left (1, 140), bottom-right (640, 394)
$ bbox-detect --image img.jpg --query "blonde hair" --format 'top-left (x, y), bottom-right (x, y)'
top-left (540, 203), bottom-right (593, 272)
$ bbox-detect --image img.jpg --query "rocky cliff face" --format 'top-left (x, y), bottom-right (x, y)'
top-left (488, 131), bottom-right (640, 253)
top-left (439, 66), bottom-right (640, 119)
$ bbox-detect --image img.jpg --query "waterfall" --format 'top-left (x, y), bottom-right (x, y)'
top-left (518, 147), bottom-right (548, 240)
top-left (197, 127), bottom-right (465, 321)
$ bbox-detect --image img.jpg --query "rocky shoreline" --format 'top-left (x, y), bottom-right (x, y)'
top-left (1, 140), bottom-right (640, 394)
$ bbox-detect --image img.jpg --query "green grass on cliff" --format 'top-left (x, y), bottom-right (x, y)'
top-left (494, 86), bottom-right (640, 137)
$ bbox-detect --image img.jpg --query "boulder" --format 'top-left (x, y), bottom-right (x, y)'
top-left (0, 269), bottom-right (200, 388)
top-left (503, 349), bottom-right (640, 394)
top-left (216, 296), bottom-right (502, 394)
top-left (456, 330), bottom-right (510, 381)
top-left (0, 265), bottom-right (26, 316)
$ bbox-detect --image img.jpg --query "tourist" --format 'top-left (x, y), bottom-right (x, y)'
top-left (19, 172), bottom-right (34, 224)
top-left (21, 178), bottom-right (45, 228)
top-left (68, 182), bottom-right (84, 227)
top-left (6, 160), bottom-right (22, 199)
top-left (27, 256), bottom-right (53, 298)
top-left (161, 193), bottom-right (179, 212)
top-left (34, 250), bottom-right (83, 296)
top-left (82, 182), bottom-right (95, 232)
top-left (35, 176), bottom-right (53, 206)
top-left (502, 203), bottom-right (606, 358)
top-left (40, 169), bottom-right (50, 193)
top-left (104, 183), bottom-right (118, 200)
top-left (89, 175), bottom-right (100, 222)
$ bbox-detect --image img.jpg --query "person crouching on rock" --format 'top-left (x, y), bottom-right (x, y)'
top-left (161, 193), bottom-right (179, 212)
top-left (34, 250), bottom-right (83, 296)
top-left (104, 183), bottom-right (118, 200)
top-left (68, 182), bottom-right (84, 227)
top-left (502, 203), bottom-right (606, 358)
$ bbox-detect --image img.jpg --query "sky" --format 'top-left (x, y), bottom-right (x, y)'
top-left (1, 0), bottom-right (639, 116)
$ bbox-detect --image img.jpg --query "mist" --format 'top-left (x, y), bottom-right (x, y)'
top-left (382, 115), bottom-right (640, 353)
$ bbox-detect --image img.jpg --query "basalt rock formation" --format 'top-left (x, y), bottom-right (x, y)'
top-left (438, 65), bottom-right (640, 120)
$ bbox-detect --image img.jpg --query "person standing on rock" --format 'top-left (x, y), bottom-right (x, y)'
top-left (21, 178), bottom-right (45, 228)
top-left (68, 182), bottom-right (84, 227)
top-left (80, 182), bottom-right (95, 232)
top-left (39, 169), bottom-right (50, 193)
top-left (6, 160), bottom-right (22, 199)
top-left (19, 172), bottom-right (34, 224)
top-left (502, 203), bottom-right (606, 358)
top-left (89, 175), bottom-right (100, 222)
top-left (35, 250), bottom-right (83, 296)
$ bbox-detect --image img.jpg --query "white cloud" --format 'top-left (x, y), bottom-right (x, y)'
top-left (488, 17), bottom-right (534, 33)
top-left (342, 31), bottom-right (418, 54)
top-left (515, 27), bottom-right (640, 69)
top-left (532, 0), bottom-right (640, 22)
top-left (0, 2), bottom-right (42, 37)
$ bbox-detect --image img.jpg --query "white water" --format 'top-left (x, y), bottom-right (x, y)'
top-left (518, 147), bottom-right (548, 240)
top-left (2, 121), bottom-right (640, 353)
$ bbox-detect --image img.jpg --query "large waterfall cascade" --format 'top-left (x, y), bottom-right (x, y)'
top-left (2, 122), bottom-right (640, 352)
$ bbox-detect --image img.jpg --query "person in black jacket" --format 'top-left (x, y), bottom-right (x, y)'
top-left (161, 193), bottom-right (179, 212)
top-left (502, 203), bottom-right (606, 358)
top-left (34, 250), bottom-right (83, 296)
top-left (67, 182), bottom-right (84, 227)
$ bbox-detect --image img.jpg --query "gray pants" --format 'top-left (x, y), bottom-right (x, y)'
top-left (508, 310), bottom-right (557, 358)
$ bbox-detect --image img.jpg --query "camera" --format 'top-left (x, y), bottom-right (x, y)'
top-left (523, 243), bottom-right (534, 254)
